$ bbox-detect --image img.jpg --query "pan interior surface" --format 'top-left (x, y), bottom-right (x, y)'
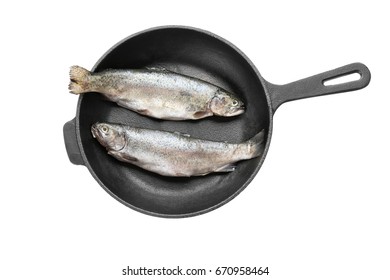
top-left (78, 27), bottom-right (270, 216)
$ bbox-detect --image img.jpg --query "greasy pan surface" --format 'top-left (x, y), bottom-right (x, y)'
top-left (76, 27), bottom-right (271, 217)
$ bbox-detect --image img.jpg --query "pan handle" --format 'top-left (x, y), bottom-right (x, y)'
top-left (266, 62), bottom-right (371, 112)
top-left (63, 118), bottom-right (84, 165)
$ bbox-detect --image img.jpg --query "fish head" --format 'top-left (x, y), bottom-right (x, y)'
top-left (210, 90), bottom-right (245, 117)
top-left (91, 122), bottom-right (126, 151)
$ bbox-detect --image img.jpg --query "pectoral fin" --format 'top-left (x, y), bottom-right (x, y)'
top-left (193, 111), bottom-right (211, 119)
top-left (136, 109), bottom-right (151, 115)
top-left (108, 151), bottom-right (138, 162)
top-left (215, 164), bottom-right (237, 173)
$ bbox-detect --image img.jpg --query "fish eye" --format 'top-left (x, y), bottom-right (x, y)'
top-left (232, 100), bottom-right (238, 106)
top-left (101, 126), bottom-right (109, 133)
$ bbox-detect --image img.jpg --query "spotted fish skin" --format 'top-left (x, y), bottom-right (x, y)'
top-left (69, 66), bottom-right (245, 120)
top-left (91, 122), bottom-right (265, 177)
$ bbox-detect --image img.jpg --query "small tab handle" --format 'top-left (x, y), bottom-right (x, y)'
top-left (63, 118), bottom-right (84, 165)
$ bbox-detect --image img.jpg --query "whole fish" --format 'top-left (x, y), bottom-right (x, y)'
top-left (69, 66), bottom-right (245, 120)
top-left (91, 122), bottom-right (265, 177)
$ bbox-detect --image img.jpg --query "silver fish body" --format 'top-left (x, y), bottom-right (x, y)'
top-left (69, 66), bottom-right (245, 120)
top-left (91, 123), bottom-right (265, 177)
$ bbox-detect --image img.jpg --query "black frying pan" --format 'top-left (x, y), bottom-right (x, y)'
top-left (64, 26), bottom-right (370, 218)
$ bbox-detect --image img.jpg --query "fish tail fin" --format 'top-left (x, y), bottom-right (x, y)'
top-left (69, 65), bottom-right (92, 94)
top-left (246, 129), bottom-right (266, 158)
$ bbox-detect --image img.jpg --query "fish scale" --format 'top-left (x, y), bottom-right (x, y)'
top-left (91, 123), bottom-right (265, 177)
top-left (69, 65), bottom-right (245, 120)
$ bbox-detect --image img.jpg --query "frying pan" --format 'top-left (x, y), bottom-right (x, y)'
top-left (64, 26), bottom-right (370, 218)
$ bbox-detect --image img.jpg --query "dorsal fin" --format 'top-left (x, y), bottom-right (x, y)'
top-left (145, 66), bottom-right (169, 72)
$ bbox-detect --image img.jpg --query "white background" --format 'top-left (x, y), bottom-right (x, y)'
top-left (1, 1), bottom-right (389, 279)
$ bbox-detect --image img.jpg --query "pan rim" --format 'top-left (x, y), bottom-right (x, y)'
top-left (75, 25), bottom-right (274, 218)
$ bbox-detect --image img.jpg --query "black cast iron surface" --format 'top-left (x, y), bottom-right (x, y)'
top-left (64, 26), bottom-right (370, 217)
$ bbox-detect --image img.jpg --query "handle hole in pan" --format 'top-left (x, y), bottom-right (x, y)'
top-left (323, 72), bottom-right (362, 86)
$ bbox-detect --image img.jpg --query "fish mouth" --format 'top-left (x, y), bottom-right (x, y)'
top-left (229, 105), bottom-right (245, 116)
top-left (91, 123), bottom-right (99, 138)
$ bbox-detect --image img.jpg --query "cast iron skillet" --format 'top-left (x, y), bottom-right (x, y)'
top-left (64, 26), bottom-right (370, 218)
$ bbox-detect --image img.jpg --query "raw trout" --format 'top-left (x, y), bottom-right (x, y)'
top-left (69, 66), bottom-right (245, 120)
top-left (91, 122), bottom-right (265, 177)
